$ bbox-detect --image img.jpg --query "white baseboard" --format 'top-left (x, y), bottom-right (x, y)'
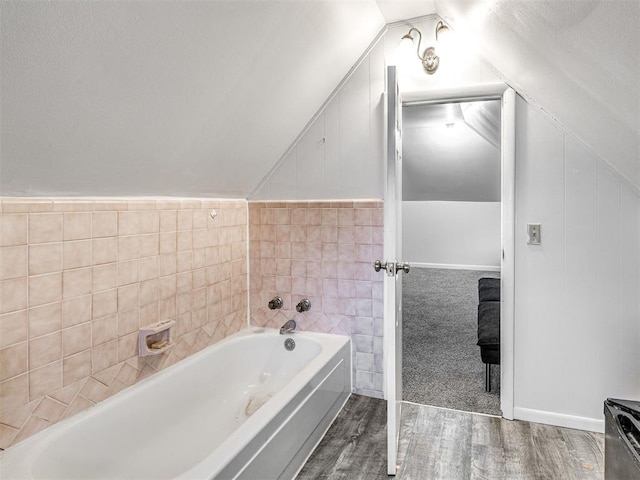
top-left (410, 262), bottom-right (501, 272)
top-left (513, 407), bottom-right (604, 433)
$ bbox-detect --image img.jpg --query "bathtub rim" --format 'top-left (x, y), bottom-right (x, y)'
top-left (0, 327), bottom-right (351, 480)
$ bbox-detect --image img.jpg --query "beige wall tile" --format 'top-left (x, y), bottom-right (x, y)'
top-left (28, 244), bottom-right (62, 275)
top-left (177, 211), bottom-right (193, 231)
top-left (92, 238), bottom-right (117, 265)
top-left (193, 210), bottom-right (208, 229)
top-left (29, 214), bottom-right (63, 244)
top-left (139, 256), bottom-right (158, 281)
top-left (29, 331), bottom-right (62, 369)
top-left (1, 277), bottom-right (28, 314)
top-left (139, 211), bottom-right (159, 234)
top-left (0, 310), bottom-right (28, 347)
top-left (117, 284), bottom-right (139, 312)
top-left (159, 211), bottom-right (177, 232)
top-left (51, 201), bottom-right (91, 212)
top-left (160, 232), bottom-right (177, 253)
top-left (93, 201), bottom-right (127, 212)
top-left (127, 201), bottom-right (156, 211)
top-left (118, 332), bottom-right (138, 363)
top-left (0, 373), bottom-right (29, 412)
top-left (139, 234), bottom-right (159, 257)
top-left (92, 289), bottom-right (117, 319)
top-left (177, 231), bottom-right (192, 252)
top-left (117, 236), bottom-right (140, 261)
top-left (117, 260), bottom-right (139, 286)
top-left (62, 322), bottom-right (91, 357)
top-left (193, 230), bottom-right (207, 249)
top-left (92, 211), bottom-right (118, 238)
top-left (118, 212), bottom-right (140, 236)
top-left (0, 214), bottom-right (28, 246)
top-left (80, 377), bottom-right (108, 403)
top-left (92, 314), bottom-right (117, 346)
top-left (63, 213), bottom-right (92, 241)
top-left (92, 263), bottom-right (117, 292)
top-left (117, 309), bottom-right (139, 336)
top-left (177, 251), bottom-right (193, 273)
top-left (159, 253), bottom-right (176, 276)
top-left (0, 342), bottom-right (28, 381)
top-left (62, 295), bottom-right (92, 328)
top-left (92, 340), bottom-right (117, 374)
top-left (28, 302), bottom-right (62, 338)
top-left (0, 198), bottom-right (254, 447)
top-left (63, 267), bottom-right (92, 299)
top-left (63, 350), bottom-right (91, 386)
top-left (29, 361), bottom-right (62, 401)
top-left (0, 423), bottom-right (19, 449)
top-left (1, 246), bottom-right (28, 279)
top-left (140, 279), bottom-right (158, 307)
top-left (139, 303), bottom-right (158, 327)
top-left (63, 240), bottom-right (92, 270)
top-left (34, 396), bottom-right (67, 423)
top-left (29, 273), bottom-right (62, 307)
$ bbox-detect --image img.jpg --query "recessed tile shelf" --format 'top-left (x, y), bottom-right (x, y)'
top-left (138, 320), bottom-right (176, 356)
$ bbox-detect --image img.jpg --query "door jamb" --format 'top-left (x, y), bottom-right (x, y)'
top-left (398, 83), bottom-right (516, 419)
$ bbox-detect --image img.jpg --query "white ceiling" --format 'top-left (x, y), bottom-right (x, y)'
top-left (436, 0), bottom-right (640, 188)
top-left (1, 0), bottom-right (638, 197)
top-left (0, 1), bottom-right (385, 196)
top-left (403, 101), bottom-right (501, 202)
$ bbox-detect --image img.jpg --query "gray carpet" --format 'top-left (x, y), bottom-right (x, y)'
top-left (402, 267), bottom-right (501, 416)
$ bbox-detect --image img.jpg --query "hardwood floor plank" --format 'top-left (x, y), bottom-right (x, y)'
top-left (397, 405), bottom-right (445, 479)
top-left (395, 402), bottom-right (420, 473)
top-left (433, 409), bottom-right (474, 480)
top-left (530, 422), bottom-right (577, 480)
top-left (470, 415), bottom-right (506, 480)
top-left (296, 395), bottom-right (387, 480)
top-left (561, 427), bottom-right (605, 480)
top-left (498, 418), bottom-right (538, 479)
top-left (298, 396), bottom-right (605, 480)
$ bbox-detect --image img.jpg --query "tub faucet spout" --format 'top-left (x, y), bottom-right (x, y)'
top-left (280, 319), bottom-right (296, 335)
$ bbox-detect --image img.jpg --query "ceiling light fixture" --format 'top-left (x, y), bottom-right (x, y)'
top-left (400, 21), bottom-right (450, 75)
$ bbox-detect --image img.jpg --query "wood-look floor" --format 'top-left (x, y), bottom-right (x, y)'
top-left (296, 395), bottom-right (604, 480)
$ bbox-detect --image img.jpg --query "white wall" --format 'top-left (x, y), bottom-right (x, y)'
top-left (251, 16), bottom-right (500, 200)
top-left (250, 36), bottom-right (386, 200)
top-left (251, 15), bottom-right (640, 432)
top-left (402, 201), bottom-right (500, 269)
top-left (514, 95), bottom-right (640, 431)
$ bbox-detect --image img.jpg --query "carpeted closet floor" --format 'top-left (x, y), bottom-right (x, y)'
top-left (402, 267), bottom-right (501, 416)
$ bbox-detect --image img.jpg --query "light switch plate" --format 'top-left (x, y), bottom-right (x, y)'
top-left (527, 223), bottom-right (541, 245)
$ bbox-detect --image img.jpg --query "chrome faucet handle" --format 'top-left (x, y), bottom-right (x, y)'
top-left (268, 297), bottom-right (283, 310)
top-left (296, 299), bottom-right (311, 313)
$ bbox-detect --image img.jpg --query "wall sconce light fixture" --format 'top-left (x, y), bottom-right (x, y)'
top-left (400, 21), bottom-right (449, 75)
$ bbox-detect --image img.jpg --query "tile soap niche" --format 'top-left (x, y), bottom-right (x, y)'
top-left (138, 320), bottom-right (176, 356)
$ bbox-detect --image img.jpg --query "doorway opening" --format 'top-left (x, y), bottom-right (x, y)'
top-left (401, 98), bottom-right (503, 416)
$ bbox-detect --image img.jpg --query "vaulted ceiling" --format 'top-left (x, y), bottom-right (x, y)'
top-left (1, 0), bottom-right (638, 196)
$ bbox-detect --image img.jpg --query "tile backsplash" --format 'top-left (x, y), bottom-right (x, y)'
top-left (248, 201), bottom-right (384, 397)
top-left (0, 198), bottom-right (247, 449)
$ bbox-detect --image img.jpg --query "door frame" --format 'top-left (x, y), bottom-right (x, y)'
top-left (385, 83), bottom-right (516, 425)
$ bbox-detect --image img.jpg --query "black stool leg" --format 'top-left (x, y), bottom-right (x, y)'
top-left (485, 363), bottom-right (491, 392)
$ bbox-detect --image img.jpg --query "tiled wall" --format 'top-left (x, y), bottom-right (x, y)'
top-left (248, 201), bottom-right (384, 397)
top-left (0, 198), bottom-right (247, 449)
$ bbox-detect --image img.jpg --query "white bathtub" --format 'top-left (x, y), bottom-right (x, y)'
top-left (1, 328), bottom-right (351, 480)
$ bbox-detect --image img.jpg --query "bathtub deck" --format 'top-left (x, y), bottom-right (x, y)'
top-left (297, 395), bottom-right (604, 479)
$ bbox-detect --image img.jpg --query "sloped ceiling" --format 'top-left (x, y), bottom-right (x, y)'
top-left (2, 0), bottom-right (638, 197)
top-left (0, 0), bottom-right (384, 196)
top-left (403, 101), bottom-right (501, 202)
top-left (435, 0), bottom-right (640, 188)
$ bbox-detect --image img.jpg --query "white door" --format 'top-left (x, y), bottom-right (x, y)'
top-left (379, 65), bottom-right (409, 476)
